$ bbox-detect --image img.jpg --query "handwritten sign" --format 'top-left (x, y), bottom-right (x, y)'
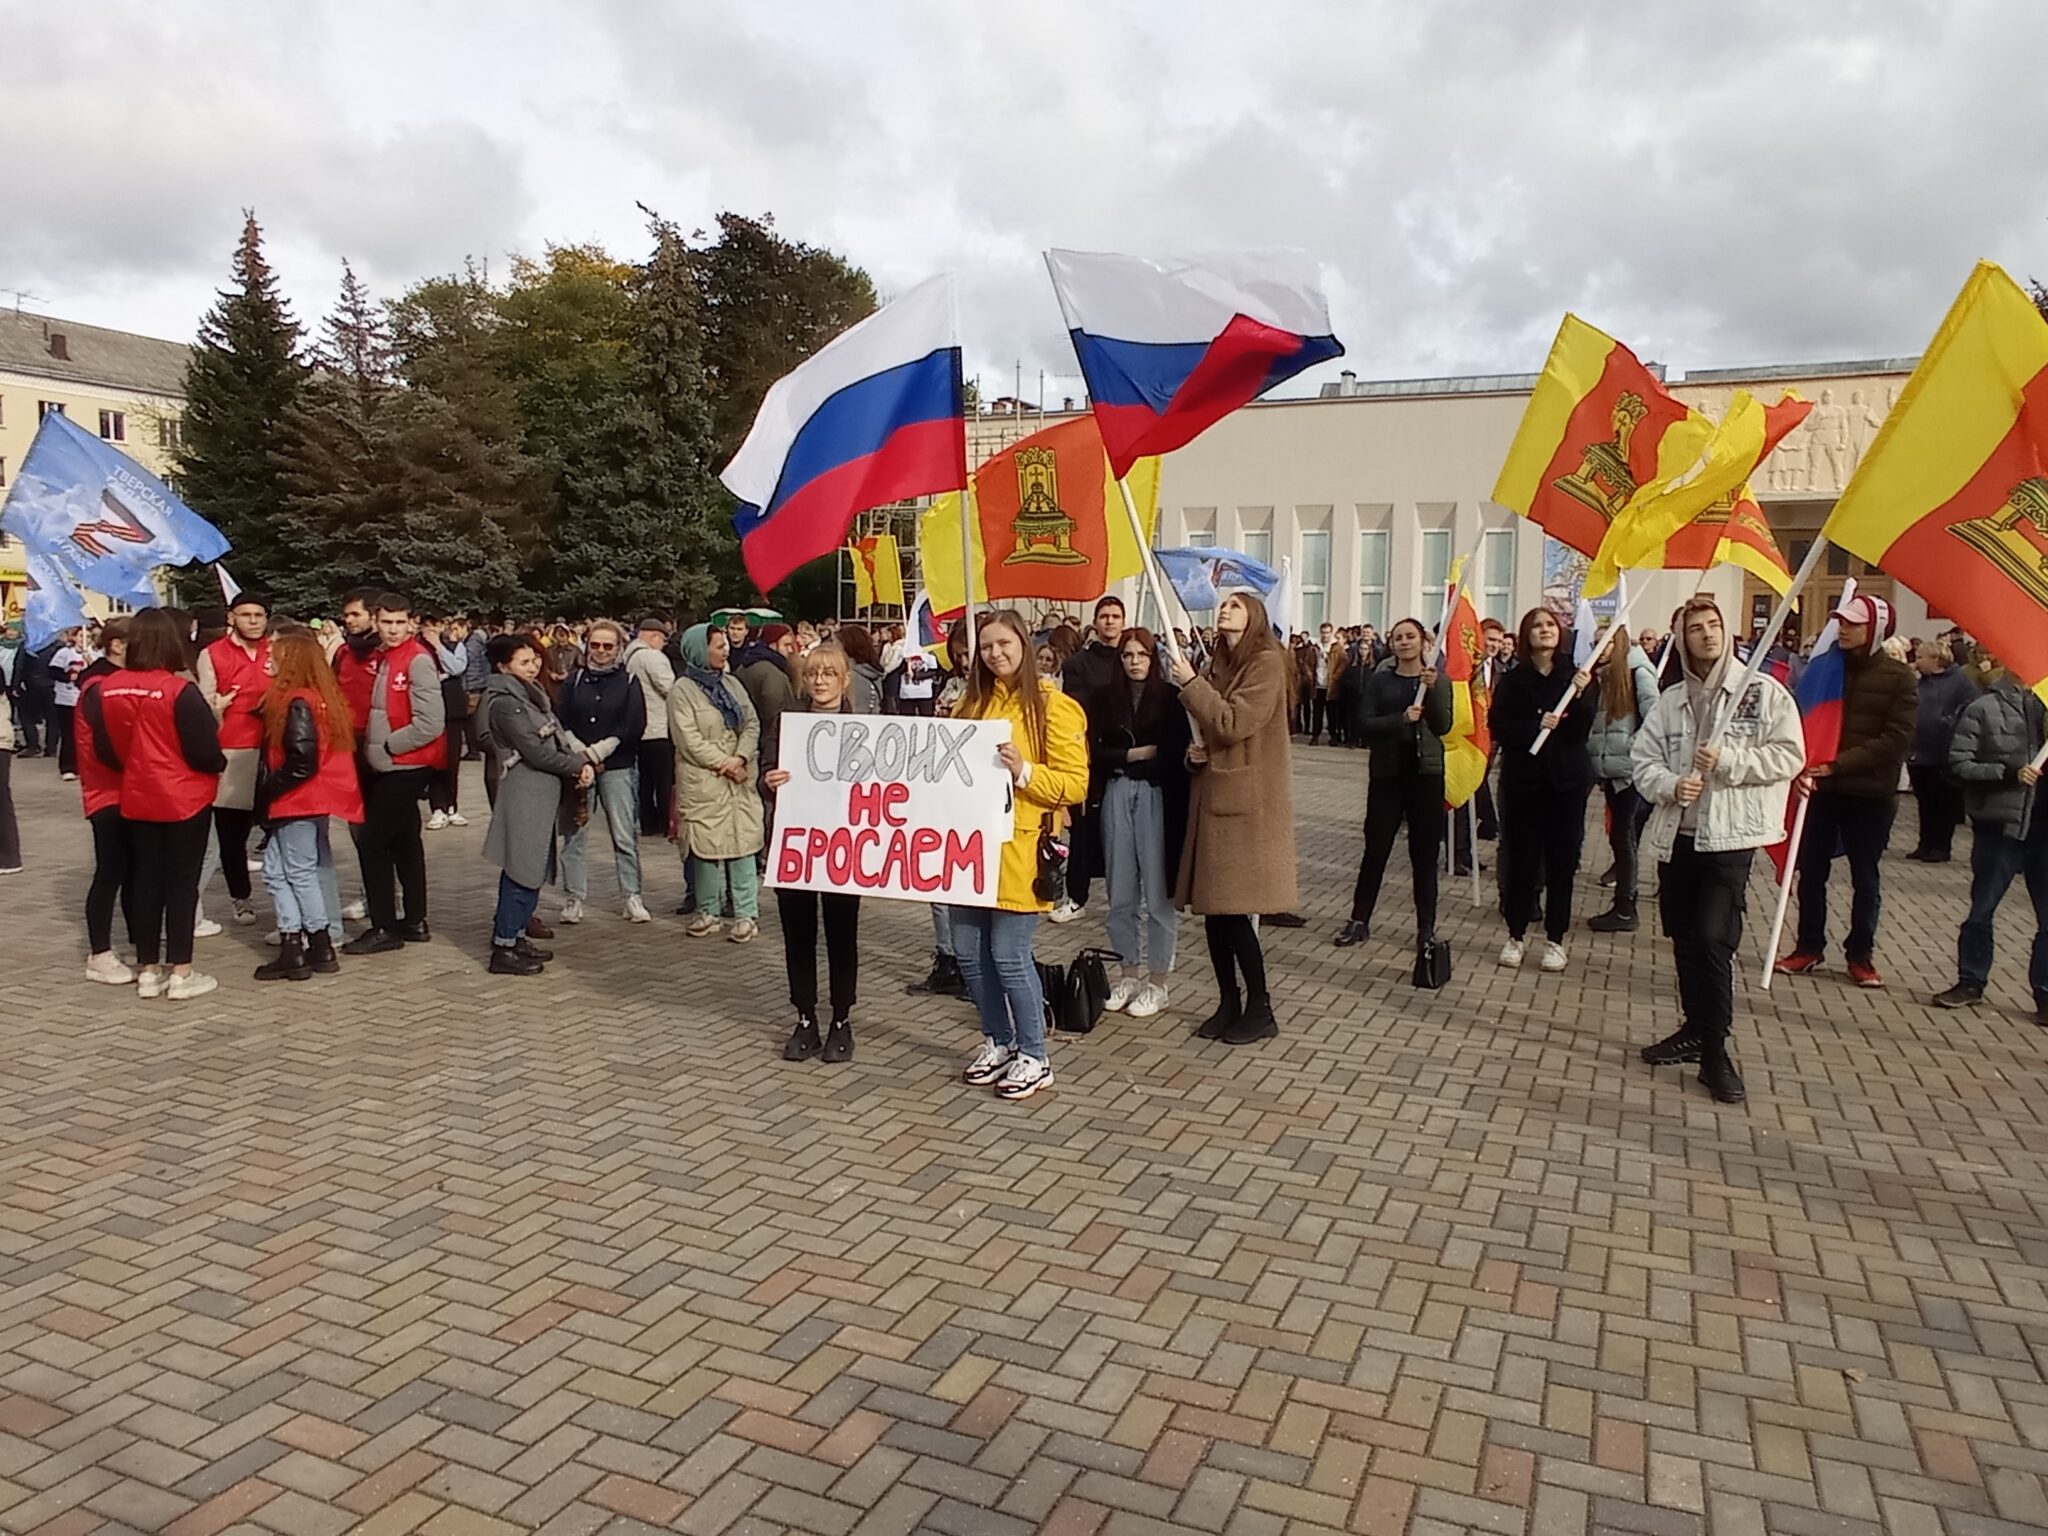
top-left (768, 713), bottom-right (1013, 905)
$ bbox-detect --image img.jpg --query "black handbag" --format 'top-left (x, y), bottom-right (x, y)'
top-left (1413, 934), bottom-right (1452, 990)
top-left (1042, 948), bottom-right (1116, 1034)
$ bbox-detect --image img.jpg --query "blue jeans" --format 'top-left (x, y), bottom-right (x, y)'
top-left (1958, 815), bottom-right (2048, 997)
top-left (562, 765), bottom-right (642, 900)
top-left (261, 818), bottom-right (333, 936)
top-left (951, 907), bottom-right (1046, 1061)
top-left (1102, 776), bottom-right (1176, 973)
top-left (494, 873), bottom-right (540, 947)
top-left (692, 855), bottom-right (760, 920)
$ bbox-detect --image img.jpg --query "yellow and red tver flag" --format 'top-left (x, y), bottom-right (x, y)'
top-left (1440, 559), bottom-right (1491, 810)
top-left (1653, 394), bottom-right (1808, 593)
top-left (1824, 262), bottom-right (2048, 703)
top-left (1493, 315), bottom-right (1715, 560)
top-left (848, 532), bottom-right (906, 609)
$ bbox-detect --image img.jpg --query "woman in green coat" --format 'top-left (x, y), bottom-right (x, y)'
top-left (670, 623), bottom-right (764, 942)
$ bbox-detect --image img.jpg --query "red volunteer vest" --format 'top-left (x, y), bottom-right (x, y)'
top-left (97, 670), bottom-right (219, 823)
top-left (204, 634), bottom-right (271, 749)
top-left (379, 637), bottom-right (449, 771)
top-left (335, 641), bottom-right (380, 735)
top-left (75, 670), bottom-right (122, 818)
top-left (265, 692), bottom-right (366, 824)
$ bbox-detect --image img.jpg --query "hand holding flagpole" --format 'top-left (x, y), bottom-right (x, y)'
top-left (1701, 534), bottom-right (1832, 755)
top-left (1529, 586), bottom-right (1642, 754)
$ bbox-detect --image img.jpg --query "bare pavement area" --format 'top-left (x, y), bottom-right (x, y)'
top-left (2, 749), bottom-right (2046, 1536)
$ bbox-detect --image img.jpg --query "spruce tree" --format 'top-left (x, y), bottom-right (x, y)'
top-left (178, 211), bottom-right (307, 602)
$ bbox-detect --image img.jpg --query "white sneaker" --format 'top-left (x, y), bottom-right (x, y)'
top-left (995, 1054), bottom-right (1053, 1099)
top-left (135, 967), bottom-right (167, 1000)
top-left (425, 810), bottom-right (450, 831)
top-left (1498, 939), bottom-right (1525, 968)
top-left (231, 899), bottom-right (257, 926)
top-left (963, 1039), bottom-right (1015, 1085)
top-left (263, 929), bottom-right (282, 947)
top-left (729, 918), bottom-right (758, 944)
top-left (85, 952), bottom-right (135, 986)
top-left (1105, 976), bottom-right (1140, 1012)
top-left (1128, 982), bottom-right (1168, 1019)
top-left (1540, 941), bottom-right (1568, 972)
top-left (341, 899), bottom-right (369, 922)
top-left (166, 972), bottom-right (219, 1001)
top-left (561, 897), bottom-right (585, 925)
top-left (192, 917), bottom-right (224, 939)
top-left (623, 895), bottom-right (651, 924)
top-left (1048, 900), bottom-right (1082, 925)
top-left (446, 812), bottom-right (469, 828)
top-left (246, 856), bottom-right (264, 873)
top-left (686, 914), bottom-right (721, 938)
top-left (61, 771), bottom-right (77, 782)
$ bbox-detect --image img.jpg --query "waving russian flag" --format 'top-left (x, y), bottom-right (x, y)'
top-left (1766, 582), bottom-right (1854, 881)
top-left (1046, 250), bottom-right (1343, 478)
top-left (722, 275), bottom-right (965, 594)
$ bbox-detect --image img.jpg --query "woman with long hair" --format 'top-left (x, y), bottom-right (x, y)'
top-left (1324, 640), bottom-right (1350, 747)
top-left (1167, 592), bottom-right (1298, 1045)
top-left (74, 618), bottom-right (132, 981)
top-left (953, 609), bottom-right (1090, 1100)
top-left (1334, 616), bottom-right (1453, 956)
top-left (252, 629), bottom-right (364, 980)
top-left (1491, 607), bottom-right (1597, 971)
top-left (1095, 627), bottom-right (1190, 1017)
top-left (671, 622), bottom-right (764, 942)
top-left (1585, 624), bottom-right (1659, 933)
top-left (764, 643), bottom-right (863, 1064)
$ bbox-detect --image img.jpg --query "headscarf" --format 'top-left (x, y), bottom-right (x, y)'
top-left (678, 623), bottom-right (743, 730)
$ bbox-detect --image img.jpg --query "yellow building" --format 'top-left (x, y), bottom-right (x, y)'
top-left (0, 308), bottom-right (190, 620)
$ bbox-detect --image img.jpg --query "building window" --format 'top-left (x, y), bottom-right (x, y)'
top-left (1185, 528), bottom-right (1215, 548)
top-left (159, 417), bottom-right (182, 449)
top-left (1299, 529), bottom-right (1330, 632)
top-left (1241, 528), bottom-right (1272, 569)
top-left (1420, 528), bottom-right (1452, 624)
top-left (0, 457), bottom-right (7, 488)
top-left (99, 409), bottom-right (126, 442)
top-left (38, 400), bottom-right (66, 419)
top-left (1357, 529), bottom-right (1389, 632)
top-left (1480, 527), bottom-right (1515, 623)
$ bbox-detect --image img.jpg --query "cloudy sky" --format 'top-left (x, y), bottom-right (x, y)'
top-left (6, 0), bottom-right (2043, 397)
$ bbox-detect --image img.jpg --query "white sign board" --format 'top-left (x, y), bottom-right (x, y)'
top-left (768, 713), bottom-right (1014, 906)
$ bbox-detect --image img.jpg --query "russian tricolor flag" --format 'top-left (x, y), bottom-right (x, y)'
top-left (1046, 249), bottom-right (1343, 478)
top-left (1767, 586), bottom-right (1852, 881)
top-left (722, 275), bottom-right (966, 595)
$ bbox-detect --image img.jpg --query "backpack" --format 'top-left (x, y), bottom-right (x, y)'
top-left (1041, 947), bottom-right (1115, 1034)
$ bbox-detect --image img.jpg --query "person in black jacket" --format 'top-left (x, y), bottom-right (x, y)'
top-left (1057, 595), bottom-right (1128, 920)
top-left (555, 621), bottom-right (648, 925)
top-left (1334, 619), bottom-right (1453, 955)
top-left (1092, 627), bottom-right (1191, 1017)
top-left (1490, 607), bottom-right (1596, 972)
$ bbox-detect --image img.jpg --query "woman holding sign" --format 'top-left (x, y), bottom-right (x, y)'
top-left (1490, 608), bottom-right (1596, 973)
top-left (671, 624), bottom-right (764, 942)
top-left (953, 610), bottom-right (1091, 1101)
top-left (1167, 591), bottom-right (1298, 1046)
top-left (764, 642), bottom-right (862, 1065)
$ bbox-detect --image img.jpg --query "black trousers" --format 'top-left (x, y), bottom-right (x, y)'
top-left (17, 691), bottom-right (50, 754)
top-left (1501, 779), bottom-right (1590, 942)
top-left (1794, 793), bottom-right (1895, 962)
top-left (87, 806), bottom-right (135, 953)
top-left (1309, 694), bottom-right (1326, 743)
top-left (53, 703), bottom-right (76, 775)
top-left (360, 768), bottom-right (431, 932)
top-left (1600, 782), bottom-right (1648, 914)
top-left (1907, 764), bottom-right (1964, 858)
top-left (777, 888), bottom-right (861, 1022)
top-left (1066, 806), bottom-right (1101, 907)
top-left (130, 811), bottom-right (211, 967)
top-left (429, 726), bottom-right (464, 814)
top-left (637, 738), bottom-right (672, 835)
top-left (1659, 836), bottom-right (1754, 1048)
top-left (1351, 771), bottom-right (1442, 935)
top-left (1204, 913), bottom-right (1268, 1009)
top-left (214, 805), bottom-right (254, 902)
top-left (0, 749), bottom-right (17, 870)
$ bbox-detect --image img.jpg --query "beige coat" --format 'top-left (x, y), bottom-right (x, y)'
top-left (670, 672), bottom-right (764, 861)
top-left (1175, 646), bottom-right (1299, 916)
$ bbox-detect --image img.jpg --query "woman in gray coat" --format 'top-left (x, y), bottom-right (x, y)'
top-left (476, 635), bottom-right (602, 976)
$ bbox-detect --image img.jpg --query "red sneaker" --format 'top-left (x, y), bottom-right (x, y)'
top-left (1774, 952), bottom-right (1823, 976)
top-left (1847, 959), bottom-right (1886, 989)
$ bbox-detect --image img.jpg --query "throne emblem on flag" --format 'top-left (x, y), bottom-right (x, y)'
top-left (1552, 393), bottom-right (1649, 522)
top-left (1003, 447), bottom-right (1088, 566)
top-left (1950, 475), bottom-right (2048, 610)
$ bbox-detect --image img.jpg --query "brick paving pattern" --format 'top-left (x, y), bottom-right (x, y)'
top-left (2, 748), bottom-right (2046, 1536)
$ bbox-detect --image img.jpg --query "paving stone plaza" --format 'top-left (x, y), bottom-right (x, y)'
top-left (2, 750), bottom-right (2045, 1536)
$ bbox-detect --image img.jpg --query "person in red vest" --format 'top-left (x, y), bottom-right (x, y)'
top-left (330, 587), bottom-right (384, 927)
top-left (75, 617), bottom-right (134, 982)
top-left (83, 608), bottom-right (226, 1000)
top-left (344, 593), bottom-right (446, 955)
top-left (196, 593), bottom-right (273, 926)
top-left (252, 628), bottom-right (364, 981)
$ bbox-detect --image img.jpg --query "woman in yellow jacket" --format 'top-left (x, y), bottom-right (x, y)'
top-left (953, 609), bottom-right (1091, 1100)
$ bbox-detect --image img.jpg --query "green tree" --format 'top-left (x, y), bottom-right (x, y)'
top-left (177, 210), bottom-right (307, 602)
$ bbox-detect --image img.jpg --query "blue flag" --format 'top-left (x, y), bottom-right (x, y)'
top-left (21, 546), bottom-right (91, 650)
top-left (0, 410), bottom-right (228, 603)
top-left (1152, 546), bottom-right (1284, 613)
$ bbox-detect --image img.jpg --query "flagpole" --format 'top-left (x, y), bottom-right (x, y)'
top-left (1759, 792), bottom-right (1811, 991)
top-left (1528, 585), bottom-right (1643, 754)
top-left (1469, 800), bottom-right (1481, 906)
top-left (953, 301), bottom-right (978, 660)
top-left (1419, 526), bottom-right (1488, 708)
top-left (1701, 534), bottom-right (1831, 754)
top-left (1117, 475), bottom-right (1185, 667)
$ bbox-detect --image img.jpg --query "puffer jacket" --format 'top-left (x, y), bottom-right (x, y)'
top-left (1948, 675), bottom-right (2045, 836)
top-left (1634, 664), bottom-right (1806, 862)
top-left (1821, 649), bottom-right (1915, 798)
top-left (1587, 647), bottom-right (1659, 785)
top-left (1356, 658), bottom-right (1452, 781)
top-left (1911, 664), bottom-right (1980, 766)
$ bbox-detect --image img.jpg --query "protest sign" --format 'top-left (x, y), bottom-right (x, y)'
top-left (768, 713), bottom-right (1013, 905)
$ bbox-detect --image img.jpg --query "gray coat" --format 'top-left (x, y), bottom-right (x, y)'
top-left (1949, 676), bottom-right (2045, 836)
top-left (1588, 647), bottom-right (1659, 785)
top-left (477, 674), bottom-right (589, 890)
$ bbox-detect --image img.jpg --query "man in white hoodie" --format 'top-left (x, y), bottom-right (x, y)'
top-left (1631, 596), bottom-right (1805, 1105)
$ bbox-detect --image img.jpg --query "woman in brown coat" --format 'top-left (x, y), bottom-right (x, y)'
top-left (1168, 591), bottom-right (1299, 1047)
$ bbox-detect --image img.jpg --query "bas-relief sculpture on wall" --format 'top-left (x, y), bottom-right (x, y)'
top-left (1677, 378), bottom-right (1902, 497)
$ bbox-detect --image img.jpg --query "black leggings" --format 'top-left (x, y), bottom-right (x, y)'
top-left (214, 805), bottom-right (254, 902)
top-left (777, 888), bottom-right (861, 1022)
top-left (54, 704), bottom-right (76, 776)
top-left (1351, 771), bottom-right (1443, 935)
top-left (1204, 914), bottom-right (1268, 1011)
top-left (87, 807), bottom-right (136, 954)
top-left (1501, 779), bottom-right (1591, 942)
top-left (130, 811), bottom-right (211, 967)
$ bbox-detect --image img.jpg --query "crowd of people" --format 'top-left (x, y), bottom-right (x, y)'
top-left (1, 578), bottom-right (2041, 1107)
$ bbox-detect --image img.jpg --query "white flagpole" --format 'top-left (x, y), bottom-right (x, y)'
top-left (1117, 475), bottom-right (1186, 668)
top-left (1469, 799), bottom-right (1481, 906)
top-left (1759, 793), bottom-right (1811, 991)
top-left (1529, 586), bottom-right (1644, 754)
top-left (952, 298), bottom-right (978, 659)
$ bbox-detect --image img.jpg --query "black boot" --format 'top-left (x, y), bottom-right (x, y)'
top-left (1194, 993), bottom-right (1241, 1041)
top-left (1698, 1047), bottom-right (1746, 1105)
top-left (1638, 1026), bottom-right (1703, 1066)
top-left (1222, 998), bottom-right (1279, 1046)
top-left (254, 932), bottom-right (312, 982)
top-left (342, 927), bottom-right (404, 956)
top-left (935, 953), bottom-right (967, 997)
top-left (514, 936), bottom-right (554, 963)
top-left (783, 1016), bottom-right (822, 1061)
top-left (1331, 919), bottom-right (1369, 948)
top-left (304, 929), bottom-right (340, 975)
top-left (907, 950), bottom-right (951, 995)
top-left (489, 945), bottom-right (544, 976)
top-left (1587, 906), bottom-right (1638, 933)
top-left (822, 1018), bottom-right (854, 1064)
